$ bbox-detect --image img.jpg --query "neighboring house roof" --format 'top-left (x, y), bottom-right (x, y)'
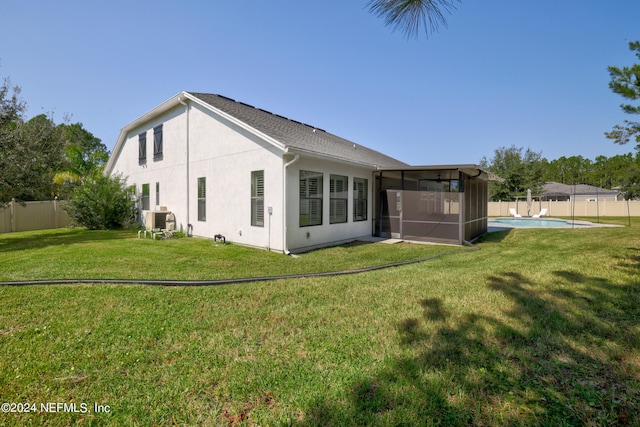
top-left (187, 92), bottom-right (407, 168)
top-left (105, 91), bottom-right (407, 174)
top-left (542, 182), bottom-right (621, 196)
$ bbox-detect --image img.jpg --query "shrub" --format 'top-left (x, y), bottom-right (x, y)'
top-left (64, 174), bottom-right (137, 229)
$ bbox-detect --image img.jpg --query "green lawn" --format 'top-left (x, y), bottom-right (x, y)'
top-left (0, 229), bottom-right (461, 282)
top-left (1, 220), bottom-right (639, 426)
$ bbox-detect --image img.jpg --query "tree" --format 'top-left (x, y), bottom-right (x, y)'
top-left (64, 174), bottom-right (137, 230)
top-left (620, 164), bottom-right (640, 200)
top-left (367, 0), bottom-right (461, 38)
top-left (0, 76), bottom-right (26, 203)
top-left (542, 153), bottom-right (635, 189)
top-left (481, 145), bottom-right (544, 201)
top-left (1, 72), bottom-right (109, 203)
top-left (0, 76), bottom-right (25, 128)
top-left (605, 41), bottom-right (640, 149)
top-left (0, 112), bottom-right (65, 203)
top-left (591, 154), bottom-right (633, 189)
top-left (1, 73), bottom-right (71, 203)
top-left (53, 123), bottom-right (109, 197)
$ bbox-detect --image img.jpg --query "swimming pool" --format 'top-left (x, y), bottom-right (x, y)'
top-left (488, 218), bottom-right (586, 228)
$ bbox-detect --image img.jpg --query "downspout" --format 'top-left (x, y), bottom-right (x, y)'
top-left (178, 96), bottom-right (191, 235)
top-left (282, 152), bottom-right (300, 254)
top-left (458, 171), bottom-right (465, 245)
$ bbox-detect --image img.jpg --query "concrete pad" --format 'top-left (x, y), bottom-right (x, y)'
top-left (379, 238), bottom-right (404, 244)
top-left (357, 236), bottom-right (403, 244)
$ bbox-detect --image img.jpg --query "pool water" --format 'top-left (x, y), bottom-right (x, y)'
top-left (489, 218), bottom-right (578, 228)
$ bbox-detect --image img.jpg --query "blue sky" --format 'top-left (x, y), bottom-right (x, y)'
top-left (1, 0), bottom-right (639, 165)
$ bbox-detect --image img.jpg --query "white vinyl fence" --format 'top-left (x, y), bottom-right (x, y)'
top-left (0, 199), bottom-right (71, 233)
top-left (489, 199), bottom-right (640, 218)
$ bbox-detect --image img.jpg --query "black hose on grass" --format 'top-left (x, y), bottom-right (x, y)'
top-left (0, 243), bottom-right (479, 287)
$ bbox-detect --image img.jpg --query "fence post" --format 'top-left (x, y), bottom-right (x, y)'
top-left (10, 198), bottom-right (15, 232)
top-left (54, 196), bottom-right (58, 229)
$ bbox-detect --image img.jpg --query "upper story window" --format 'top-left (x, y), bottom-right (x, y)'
top-left (138, 132), bottom-right (147, 164)
top-left (153, 125), bottom-right (163, 161)
top-left (300, 170), bottom-right (323, 227)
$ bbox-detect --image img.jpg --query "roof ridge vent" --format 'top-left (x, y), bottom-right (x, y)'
top-left (216, 94), bottom-right (237, 103)
top-left (257, 107), bottom-right (275, 115)
top-left (237, 101), bottom-right (256, 109)
top-left (206, 92), bottom-right (330, 134)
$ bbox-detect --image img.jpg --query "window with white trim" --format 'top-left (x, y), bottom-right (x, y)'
top-left (197, 177), bottom-right (206, 221)
top-left (330, 174), bottom-right (348, 224)
top-left (353, 177), bottom-right (368, 221)
top-left (300, 170), bottom-right (323, 227)
top-left (251, 170), bottom-right (264, 227)
top-left (141, 183), bottom-right (150, 211)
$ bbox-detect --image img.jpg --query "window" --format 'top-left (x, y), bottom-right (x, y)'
top-left (197, 177), bottom-right (206, 221)
top-left (138, 132), bottom-right (147, 164)
top-left (330, 174), bottom-right (348, 224)
top-left (141, 183), bottom-right (150, 211)
top-left (153, 124), bottom-right (163, 160)
top-left (353, 177), bottom-right (368, 221)
top-left (300, 170), bottom-right (323, 226)
top-left (251, 170), bottom-right (264, 227)
top-left (155, 182), bottom-right (160, 206)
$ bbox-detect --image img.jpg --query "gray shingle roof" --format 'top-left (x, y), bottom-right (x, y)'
top-left (188, 92), bottom-right (407, 168)
top-left (543, 182), bottom-right (620, 196)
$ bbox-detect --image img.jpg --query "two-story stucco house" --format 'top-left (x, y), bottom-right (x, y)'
top-left (105, 92), bottom-right (496, 252)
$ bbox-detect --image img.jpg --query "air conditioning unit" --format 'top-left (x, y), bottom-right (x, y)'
top-left (145, 211), bottom-right (171, 231)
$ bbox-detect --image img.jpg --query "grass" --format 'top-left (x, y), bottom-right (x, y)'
top-left (0, 219), bottom-right (639, 426)
top-left (0, 229), bottom-right (457, 282)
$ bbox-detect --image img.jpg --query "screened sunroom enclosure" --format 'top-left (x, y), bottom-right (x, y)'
top-left (373, 165), bottom-right (496, 245)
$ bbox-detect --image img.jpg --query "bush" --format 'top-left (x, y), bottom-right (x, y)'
top-left (64, 174), bottom-right (137, 229)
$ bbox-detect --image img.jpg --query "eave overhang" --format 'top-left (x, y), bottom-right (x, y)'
top-left (376, 164), bottom-right (504, 182)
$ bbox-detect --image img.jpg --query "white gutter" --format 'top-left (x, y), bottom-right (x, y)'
top-left (282, 152), bottom-right (300, 254)
top-left (178, 96), bottom-right (191, 235)
top-left (285, 146), bottom-right (385, 170)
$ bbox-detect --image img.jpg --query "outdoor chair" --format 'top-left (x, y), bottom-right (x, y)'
top-left (532, 208), bottom-right (548, 218)
top-left (509, 208), bottom-right (522, 218)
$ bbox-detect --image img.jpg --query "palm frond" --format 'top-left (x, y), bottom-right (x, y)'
top-left (367, 0), bottom-right (460, 39)
top-left (53, 171), bottom-right (81, 185)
